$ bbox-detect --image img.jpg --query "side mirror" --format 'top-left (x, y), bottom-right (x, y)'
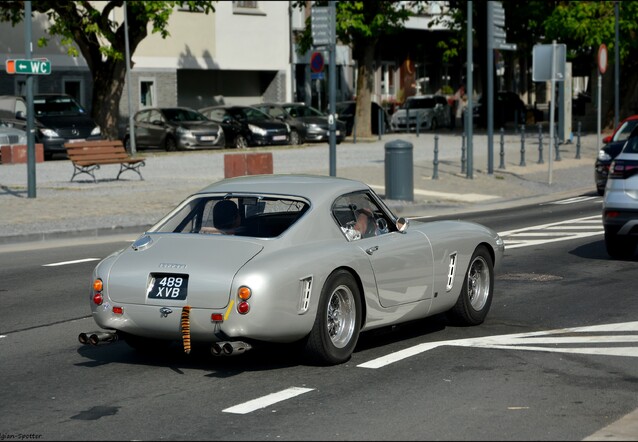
top-left (15, 110), bottom-right (26, 120)
top-left (396, 217), bottom-right (409, 233)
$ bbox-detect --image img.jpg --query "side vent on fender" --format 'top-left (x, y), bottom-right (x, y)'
top-left (446, 252), bottom-right (457, 292)
top-left (298, 276), bottom-right (313, 314)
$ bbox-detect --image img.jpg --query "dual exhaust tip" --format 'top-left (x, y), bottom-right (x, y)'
top-left (79, 332), bottom-right (251, 357)
top-left (211, 341), bottom-right (252, 356)
top-left (78, 331), bottom-right (118, 346)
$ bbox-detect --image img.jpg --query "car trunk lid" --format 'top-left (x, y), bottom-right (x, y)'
top-left (106, 235), bottom-right (263, 309)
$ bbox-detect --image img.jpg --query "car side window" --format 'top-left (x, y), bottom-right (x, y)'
top-left (332, 191), bottom-right (393, 241)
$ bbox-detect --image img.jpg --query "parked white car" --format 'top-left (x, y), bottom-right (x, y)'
top-left (391, 94), bottom-right (452, 132)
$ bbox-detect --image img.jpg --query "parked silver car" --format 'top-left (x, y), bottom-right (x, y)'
top-left (391, 94), bottom-right (452, 132)
top-left (602, 128), bottom-right (638, 258)
top-left (79, 174), bottom-right (504, 366)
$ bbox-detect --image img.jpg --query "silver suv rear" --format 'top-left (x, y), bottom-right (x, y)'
top-left (602, 128), bottom-right (638, 258)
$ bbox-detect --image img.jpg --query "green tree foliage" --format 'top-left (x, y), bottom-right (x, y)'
top-left (294, 1), bottom-right (426, 138)
top-left (0, 1), bottom-right (216, 141)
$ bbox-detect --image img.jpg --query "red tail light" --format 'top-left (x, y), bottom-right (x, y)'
top-left (609, 159), bottom-right (638, 179)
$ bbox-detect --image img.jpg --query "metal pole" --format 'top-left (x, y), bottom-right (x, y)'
top-left (124, 1), bottom-right (136, 155)
top-left (466, 1), bottom-right (473, 179)
top-left (548, 41), bottom-right (557, 185)
top-left (537, 122), bottom-right (544, 164)
top-left (498, 127), bottom-right (505, 169)
top-left (461, 132), bottom-right (466, 174)
top-left (432, 135), bottom-right (439, 179)
top-left (614, 1), bottom-right (619, 129)
top-left (576, 121), bottom-right (581, 159)
top-left (486, 1), bottom-right (494, 175)
top-left (25, 1), bottom-right (36, 198)
top-left (328, 1), bottom-right (336, 176)
top-left (597, 70), bottom-right (602, 152)
top-left (519, 124), bottom-right (526, 167)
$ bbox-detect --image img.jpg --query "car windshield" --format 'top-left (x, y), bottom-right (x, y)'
top-left (285, 105), bottom-right (324, 118)
top-left (150, 194), bottom-right (310, 238)
top-left (228, 107), bottom-right (272, 121)
top-left (34, 96), bottom-right (86, 117)
top-left (162, 108), bottom-right (208, 123)
top-left (405, 98), bottom-right (435, 109)
top-left (612, 120), bottom-right (638, 143)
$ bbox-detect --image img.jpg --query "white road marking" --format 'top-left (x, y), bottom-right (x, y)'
top-left (499, 215), bottom-right (603, 249)
top-left (222, 387), bottom-right (314, 414)
top-left (42, 258), bottom-right (100, 267)
top-left (358, 321), bottom-right (638, 369)
top-left (544, 196), bottom-right (600, 205)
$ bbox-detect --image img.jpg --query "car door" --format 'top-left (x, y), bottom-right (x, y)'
top-left (133, 110), bottom-right (152, 148)
top-left (146, 109), bottom-right (168, 148)
top-left (333, 191), bottom-right (434, 308)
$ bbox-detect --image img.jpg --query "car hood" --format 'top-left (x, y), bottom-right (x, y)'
top-left (106, 235), bottom-right (263, 309)
top-left (174, 120), bottom-right (221, 130)
top-left (36, 114), bottom-right (97, 130)
top-left (246, 119), bottom-right (286, 129)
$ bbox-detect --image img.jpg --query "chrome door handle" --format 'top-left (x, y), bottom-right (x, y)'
top-left (365, 246), bottom-right (379, 255)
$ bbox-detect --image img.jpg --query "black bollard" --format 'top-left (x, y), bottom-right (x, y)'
top-left (461, 133), bottom-right (467, 174)
top-left (576, 121), bottom-right (582, 159)
top-left (432, 135), bottom-right (439, 179)
top-left (519, 124), bottom-right (526, 167)
top-left (499, 127), bottom-right (506, 169)
top-left (537, 122), bottom-right (544, 164)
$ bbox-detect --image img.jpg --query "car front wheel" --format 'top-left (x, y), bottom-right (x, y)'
top-left (164, 136), bottom-right (177, 152)
top-left (289, 130), bottom-right (302, 145)
top-left (234, 135), bottom-right (247, 149)
top-left (304, 270), bottom-right (361, 365)
top-left (448, 246), bottom-right (494, 325)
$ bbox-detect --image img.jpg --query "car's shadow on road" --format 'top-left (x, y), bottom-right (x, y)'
top-left (569, 238), bottom-right (638, 262)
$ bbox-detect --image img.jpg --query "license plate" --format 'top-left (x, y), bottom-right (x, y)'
top-left (67, 138), bottom-right (86, 143)
top-left (273, 135), bottom-right (287, 141)
top-left (200, 136), bottom-right (216, 141)
top-left (147, 273), bottom-right (189, 300)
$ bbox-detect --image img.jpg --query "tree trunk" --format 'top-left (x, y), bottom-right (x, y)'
top-left (92, 59), bottom-right (128, 141)
top-left (354, 43), bottom-right (376, 139)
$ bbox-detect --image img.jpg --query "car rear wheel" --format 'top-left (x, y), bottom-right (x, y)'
top-left (164, 136), bottom-right (177, 152)
top-left (605, 229), bottom-right (636, 259)
top-left (304, 270), bottom-right (361, 365)
top-left (234, 135), bottom-right (247, 149)
top-left (448, 246), bottom-right (493, 325)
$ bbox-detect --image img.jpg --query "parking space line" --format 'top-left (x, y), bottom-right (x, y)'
top-left (222, 387), bottom-right (314, 414)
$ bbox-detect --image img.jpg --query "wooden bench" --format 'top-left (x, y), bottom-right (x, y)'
top-left (64, 140), bottom-right (146, 183)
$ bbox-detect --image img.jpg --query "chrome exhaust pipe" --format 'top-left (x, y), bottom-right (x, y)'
top-left (86, 331), bottom-right (118, 345)
top-left (79, 331), bottom-right (111, 345)
top-left (222, 341), bottom-right (252, 355)
top-left (211, 342), bottom-right (224, 356)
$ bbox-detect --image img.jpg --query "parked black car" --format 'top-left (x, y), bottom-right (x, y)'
top-left (0, 94), bottom-right (102, 160)
top-left (124, 107), bottom-right (224, 151)
top-left (474, 91), bottom-right (527, 129)
top-left (595, 114), bottom-right (638, 195)
top-left (199, 105), bottom-right (290, 148)
top-left (334, 101), bottom-right (392, 136)
top-left (253, 102), bottom-right (346, 144)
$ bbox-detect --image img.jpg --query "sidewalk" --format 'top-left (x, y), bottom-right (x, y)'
top-left (0, 129), bottom-right (601, 246)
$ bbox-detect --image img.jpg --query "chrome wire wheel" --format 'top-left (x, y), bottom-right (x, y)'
top-left (467, 255), bottom-right (490, 311)
top-left (326, 284), bottom-right (356, 349)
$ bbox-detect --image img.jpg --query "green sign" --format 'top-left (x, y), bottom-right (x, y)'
top-left (7, 58), bottom-right (51, 75)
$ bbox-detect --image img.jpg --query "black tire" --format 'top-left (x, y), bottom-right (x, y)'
top-left (597, 186), bottom-right (605, 196)
top-left (605, 229), bottom-right (636, 259)
top-left (289, 130), bottom-right (301, 145)
top-left (234, 135), bottom-right (247, 149)
top-left (448, 246), bottom-right (494, 325)
top-left (304, 270), bottom-right (361, 365)
top-left (164, 136), bottom-right (177, 152)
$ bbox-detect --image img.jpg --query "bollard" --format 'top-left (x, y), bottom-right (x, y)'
top-left (378, 108), bottom-right (382, 140)
top-left (498, 127), bottom-right (506, 169)
top-left (416, 113), bottom-right (420, 137)
top-left (352, 115), bottom-right (357, 144)
top-left (519, 124), bottom-right (526, 167)
top-left (461, 133), bottom-right (467, 174)
top-left (433, 135), bottom-right (439, 179)
top-left (406, 108), bottom-right (411, 134)
top-left (384, 139), bottom-right (414, 201)
top-left (576, 121), bottom-right (581, 159)
top-left (537, 122), bottom-right (544, 164)
top-left (554, 123), bottom-right (562, 161)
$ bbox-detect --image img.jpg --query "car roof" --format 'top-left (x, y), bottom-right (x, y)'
top-left (195, 174), bottom-right (368, 205)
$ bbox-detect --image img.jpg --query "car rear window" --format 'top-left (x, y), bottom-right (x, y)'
top-left (150, 195), bottom-right (310, 238)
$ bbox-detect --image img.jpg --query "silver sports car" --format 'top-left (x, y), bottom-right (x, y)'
top-left (79, 174), bottom-right (505, 365)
